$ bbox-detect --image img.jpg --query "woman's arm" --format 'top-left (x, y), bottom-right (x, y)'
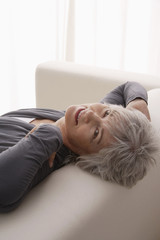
top-left (100, 81), bottom-right (148, 107)
top-left (0, 124), bottom-right (63, 212)
top-left (100, 81), bottom-right (151, 121)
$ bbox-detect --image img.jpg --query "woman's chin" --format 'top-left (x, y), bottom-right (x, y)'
top-left (65, 105), bottom-right (77, 124)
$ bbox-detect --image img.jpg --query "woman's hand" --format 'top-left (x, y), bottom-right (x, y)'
top-left (48, 152), bottom-right (56, 168)
top-left (126, 99), bottom-right (151, 121)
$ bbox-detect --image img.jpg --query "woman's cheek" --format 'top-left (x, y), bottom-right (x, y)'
top-left (68, 128), bottom-right (85, 146)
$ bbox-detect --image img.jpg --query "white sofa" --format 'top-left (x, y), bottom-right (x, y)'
top-left (1, 61), bottom-right (160, 240)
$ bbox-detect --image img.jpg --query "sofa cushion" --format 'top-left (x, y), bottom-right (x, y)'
top-left (0, 89), bottom-right (160, 240)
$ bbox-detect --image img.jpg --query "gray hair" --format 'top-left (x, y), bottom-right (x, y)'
top-left (72, 105), bottom-right (160, 188)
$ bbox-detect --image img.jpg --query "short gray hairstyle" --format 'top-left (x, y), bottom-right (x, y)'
top-left (73, 105), bottom-right (160, 188)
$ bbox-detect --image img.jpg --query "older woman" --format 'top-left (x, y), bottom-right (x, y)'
top-left (0, 81), bottom-right (158, 212)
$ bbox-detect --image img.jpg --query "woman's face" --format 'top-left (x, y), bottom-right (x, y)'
top-left (64, 103), bottom-right (116, 155)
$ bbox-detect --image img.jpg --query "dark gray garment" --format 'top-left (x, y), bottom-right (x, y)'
top-left (100, 81), bottom-right (148, 106)
top-left (0, 81), bottom-right (148, 212)
top-left (0, 110), bottom-right (69, 212)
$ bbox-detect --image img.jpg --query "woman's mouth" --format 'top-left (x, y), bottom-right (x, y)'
top-left (75, 108), bottom-right (85, 125)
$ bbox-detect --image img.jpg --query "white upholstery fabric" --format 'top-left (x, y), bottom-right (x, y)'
top-left (1, 61), bottom-right (160, 240)
top-left (35, 61), bottom-right (160, 110)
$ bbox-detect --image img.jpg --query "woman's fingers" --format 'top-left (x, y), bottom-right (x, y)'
top-left (48, 152), bottom-right (56, 168)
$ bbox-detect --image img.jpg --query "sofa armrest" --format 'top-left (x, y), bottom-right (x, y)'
top-left (35, 61), bottom-right (160, 110)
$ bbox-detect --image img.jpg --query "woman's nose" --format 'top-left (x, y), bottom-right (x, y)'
top-left (84, 110), bottom-right (99, 123)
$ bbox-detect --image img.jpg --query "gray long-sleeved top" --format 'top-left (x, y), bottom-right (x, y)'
top-left (0, 81), bottom-right (148, 212)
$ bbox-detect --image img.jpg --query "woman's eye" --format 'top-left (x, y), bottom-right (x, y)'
top-left (103, 110), bottom-right (110, 118)
top-left (93, 128), bottom-right (99, 139)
